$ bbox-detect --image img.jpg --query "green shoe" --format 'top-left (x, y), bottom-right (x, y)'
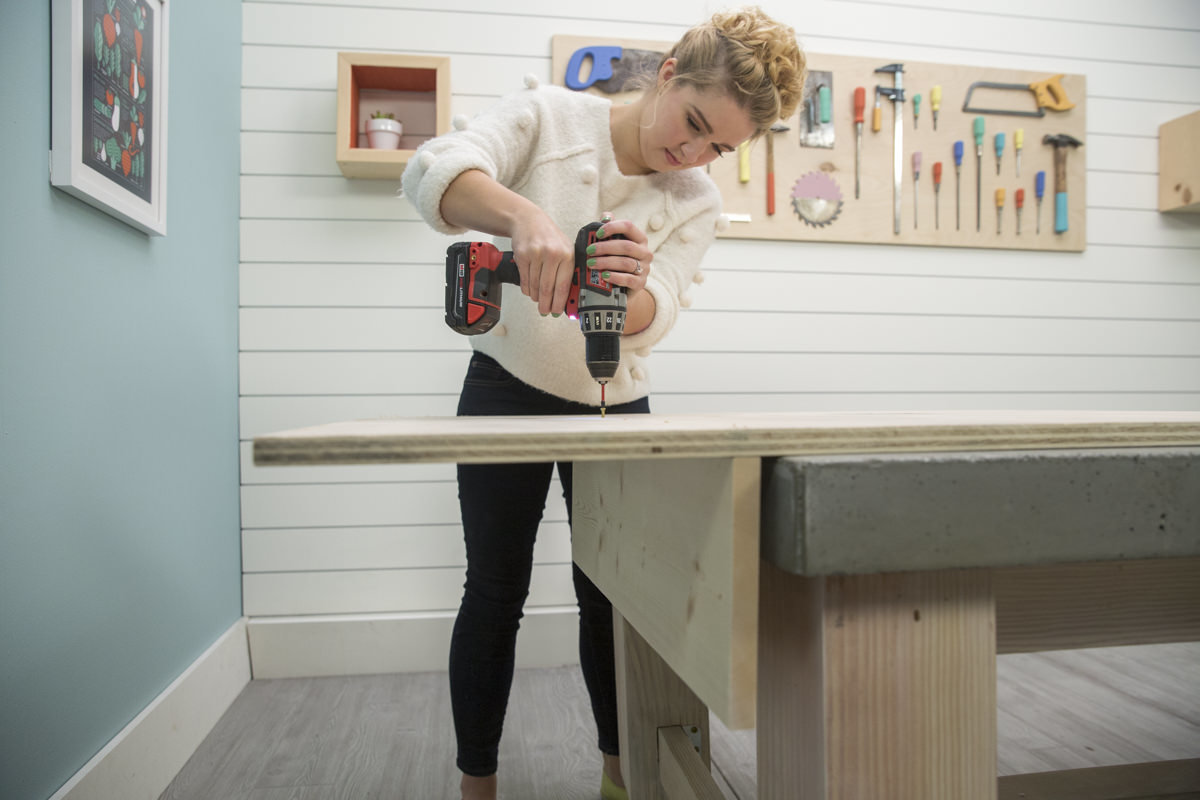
top-left (600, 771), bottom-right (629, 800)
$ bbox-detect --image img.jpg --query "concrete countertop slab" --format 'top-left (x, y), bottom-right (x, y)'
top-left (762, 447), bottom-right (1200, 576)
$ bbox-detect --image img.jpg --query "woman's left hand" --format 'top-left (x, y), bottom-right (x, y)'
top-left (589, 212), bottom-right (651, 296)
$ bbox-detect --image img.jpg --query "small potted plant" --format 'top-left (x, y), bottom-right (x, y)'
top-left (365, 111), bottom-right (403, 149)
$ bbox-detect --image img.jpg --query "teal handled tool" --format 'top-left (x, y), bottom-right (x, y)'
top-left (973, 117), bottom-right (985, 232)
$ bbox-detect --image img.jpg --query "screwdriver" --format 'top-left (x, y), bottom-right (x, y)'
top-left (1015, 187), bottom-right (1025, 235)
top-left (994, 131), bottom-right (1006, 175)
top-left (1035, 170), bottom-right (1046, 234)
top-left (954, 140), bottom-right (964, 231)
top-left (913, 93), bottom-right (921, 129)
top-left (1014, 128), bottom-right (1024, 177)
top-left (854, 87), bottom-right (865, 199)
top-left (995, 188), bottom-right (1005, 234)
top-left (933, 161), bottom-right (943, 230)
top-left (974, 117), bottom-right (985, 232)
top-left (912, 151), bottom-right (922, 228)
top-left (930, 85), bottom-right (942, 130)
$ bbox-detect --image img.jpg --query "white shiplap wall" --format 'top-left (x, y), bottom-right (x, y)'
top-left (239, 0), bottom-right (1200, 677)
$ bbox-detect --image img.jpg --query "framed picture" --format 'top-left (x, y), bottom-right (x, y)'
top-left (51, 0), bottom-right (169, 236)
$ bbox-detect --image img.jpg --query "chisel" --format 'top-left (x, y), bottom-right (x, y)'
top-left (933, 161), bottom-right (943, 230)
top-left (912, 151), bottom-right (922, 228)
top-left (954, 140), bottom-right (964, 231)
top-left (854, 87), bottom-right (865, 199)
top-left (1035, 170), bottom-right (1046, 234)
top-left (974, 117), bottom-right (985, 232)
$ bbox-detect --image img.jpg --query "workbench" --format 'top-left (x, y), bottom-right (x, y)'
top-left (254, 410), bottom-right (1200, 799)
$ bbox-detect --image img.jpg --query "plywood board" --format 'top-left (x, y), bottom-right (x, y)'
top-left (552, 36), bottom-right (1087, 251)
top-left (253, 410), bottom-right (1200, 466)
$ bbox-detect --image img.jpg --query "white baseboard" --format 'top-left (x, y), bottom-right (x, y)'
top-left (248, 607), bottom-right (580, 678)
top-left (49, 618), bottom-right (251, 800)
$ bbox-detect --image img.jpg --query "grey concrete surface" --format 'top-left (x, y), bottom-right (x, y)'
top-left (761, 448), bottom-right (1200, 576)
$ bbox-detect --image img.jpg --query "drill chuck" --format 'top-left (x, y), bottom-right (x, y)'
top-left (574, 222), bottom-right (627, 382)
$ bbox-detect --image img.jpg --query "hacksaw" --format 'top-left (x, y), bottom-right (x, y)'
top-left (962, 74), bottom-right (1075, 117)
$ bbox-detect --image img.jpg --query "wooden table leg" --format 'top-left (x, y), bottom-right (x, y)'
top-left (614, 611), bottom-right (716, 800)
top-left (758, 562), bottom-right (998, 800)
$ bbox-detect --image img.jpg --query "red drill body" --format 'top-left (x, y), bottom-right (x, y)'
top-left (445, 221), bottom-right (626, 413)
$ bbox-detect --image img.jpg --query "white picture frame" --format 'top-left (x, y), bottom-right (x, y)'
top-left (51, 0), bottom-right (169, 236)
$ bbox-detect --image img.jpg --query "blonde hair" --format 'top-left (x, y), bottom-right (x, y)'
top-left (660, 6), bottom-right (807, 137)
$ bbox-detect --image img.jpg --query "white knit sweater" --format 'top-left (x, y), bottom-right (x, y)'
top-left (401, 81), bottom-right (724, 406)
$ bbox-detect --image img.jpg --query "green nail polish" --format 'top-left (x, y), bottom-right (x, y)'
top-left (552, 313), bottom-right (561, 318)
top-left (587, 258), bottom-right (597, 267)
top-left (586, 244), bottom-right (596, 256)
top-left (597, 227), bottom-right (607, 238)
top-left (602, 271), bottom-right (611, 279)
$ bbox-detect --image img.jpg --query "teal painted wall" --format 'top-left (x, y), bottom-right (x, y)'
top-left (0, 2), bottom-right (242, 798)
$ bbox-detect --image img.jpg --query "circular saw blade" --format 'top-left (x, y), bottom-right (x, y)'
top-left (791, 171), bottom-right (844, 228)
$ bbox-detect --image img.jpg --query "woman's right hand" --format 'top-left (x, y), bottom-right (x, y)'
top-left (510, 210), bottom-right (575, 317)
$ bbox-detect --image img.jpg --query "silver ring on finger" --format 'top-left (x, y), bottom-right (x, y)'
top-left (633, 258), bottom-right (643, 274)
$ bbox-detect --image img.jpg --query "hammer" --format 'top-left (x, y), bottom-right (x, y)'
top-left (1043, 133), bottom-right (1082, 233)
top-left (766, 122), bottom-right (790, 215)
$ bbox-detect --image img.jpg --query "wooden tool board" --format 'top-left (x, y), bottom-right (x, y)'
top-left (552, 36), bottom-right (1087, 252)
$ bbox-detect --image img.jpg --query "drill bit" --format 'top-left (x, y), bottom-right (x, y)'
top-left (600, 383), bottom-right (607, 418)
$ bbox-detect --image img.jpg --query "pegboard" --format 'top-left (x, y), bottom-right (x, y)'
top-left (552, 36), bottom-right (1087, 252)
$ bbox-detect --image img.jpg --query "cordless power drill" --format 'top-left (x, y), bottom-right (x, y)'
top-left (445, 221), bottom-right (627, 415)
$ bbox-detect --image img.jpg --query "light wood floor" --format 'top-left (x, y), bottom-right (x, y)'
top-left (161, 643), bottom-right (1200, 800)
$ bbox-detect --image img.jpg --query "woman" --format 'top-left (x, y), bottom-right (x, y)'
top-left (401, 7), bottom-right (805, 799)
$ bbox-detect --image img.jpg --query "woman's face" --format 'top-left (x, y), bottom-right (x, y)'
top-left (638, 60), bottom-right (757, 173)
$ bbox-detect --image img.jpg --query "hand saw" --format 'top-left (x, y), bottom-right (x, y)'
top-left (962, 74), bottom-right (1075, 117)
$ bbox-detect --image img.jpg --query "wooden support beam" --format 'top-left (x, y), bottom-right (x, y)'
top-left (998, 758), bottom-right (1200, 799)
top-left (613, 613), bottom-right (711, 800)
top-left (574, 457), bottom-right (760, 730)
top-left (996, 557), bottom-right (1200, 653)
top-left (658, 726), bottom-right (726, 800)
top-left (758, 562), bottom-right (999, 800)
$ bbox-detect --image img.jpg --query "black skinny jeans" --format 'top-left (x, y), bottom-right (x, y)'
top-left (452, 352), bottom-right (650, 777)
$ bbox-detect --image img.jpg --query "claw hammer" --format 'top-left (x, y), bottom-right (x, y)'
top-left (1043, 134), bottom-right (1082, 233)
